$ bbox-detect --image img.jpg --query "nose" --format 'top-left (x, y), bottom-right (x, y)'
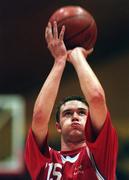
top-left (72, 112), bottom-right (79, 122)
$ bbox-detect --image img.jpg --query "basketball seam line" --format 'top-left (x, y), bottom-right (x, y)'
top-left (56, 14), bottom-right (92, 25)
top-left (65, 19), bottom-right (95, 42)
top-left (57, 15), bottom-right (93, 40)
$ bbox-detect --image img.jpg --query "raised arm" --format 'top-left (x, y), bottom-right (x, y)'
top-left (68, 48), bottom-right (107, 133)
top-left (32, 22), bottom-right (67, 147)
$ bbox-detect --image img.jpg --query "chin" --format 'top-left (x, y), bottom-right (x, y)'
top-left (69, 130), bottom-right (85, 141)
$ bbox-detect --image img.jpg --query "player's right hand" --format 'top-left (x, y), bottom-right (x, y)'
top-left (45, 21), bottom-right (67, 62)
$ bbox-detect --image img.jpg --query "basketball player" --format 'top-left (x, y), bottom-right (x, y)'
top-left (25, 21), bottom-right (118, 180)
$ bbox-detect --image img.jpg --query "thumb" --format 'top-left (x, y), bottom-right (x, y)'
top-left (67, 50), bottom-right (72, 60)
top-left (82, 48), bottom-right (94, 57)
top-left (87, 48), bottom-right (94, 55)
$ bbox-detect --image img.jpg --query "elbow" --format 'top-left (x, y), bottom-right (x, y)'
top-left (89, 89), bottom-right (106, 106)
top-left (32, 109), bottom-right (44, 126)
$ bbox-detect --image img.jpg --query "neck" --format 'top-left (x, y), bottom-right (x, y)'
top-left (61, 138), bottom-right (86, 151)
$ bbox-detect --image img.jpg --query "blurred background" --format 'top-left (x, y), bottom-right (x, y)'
top-left (0, 0), bottom-right (129, 179)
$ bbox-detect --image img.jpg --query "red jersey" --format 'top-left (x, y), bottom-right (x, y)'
top-left (25, 111), bottom-right (118, 180)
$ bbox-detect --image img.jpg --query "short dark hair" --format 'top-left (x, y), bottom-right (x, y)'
top-left (56, 95), bottom-right (88, 123)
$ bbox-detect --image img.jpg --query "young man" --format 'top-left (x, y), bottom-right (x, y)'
top-left (25, 21), bottom-right (118, 180)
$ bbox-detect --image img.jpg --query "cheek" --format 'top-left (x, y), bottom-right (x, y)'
top-left (81, 116), bottom-right (87, 125)
top-left (60, 119), bottom-right (71, 129)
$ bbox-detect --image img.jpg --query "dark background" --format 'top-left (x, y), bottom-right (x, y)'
top-left (0, 0), bottom-right (129, 179)
top-left (0, 0), bottom-right (129, 93)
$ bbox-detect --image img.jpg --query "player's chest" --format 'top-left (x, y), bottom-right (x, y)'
top-left (42, 152), bottom-right (98, 180)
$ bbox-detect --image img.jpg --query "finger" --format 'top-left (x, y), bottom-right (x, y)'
top-left (81, 47), bottom-right (93, 56)
top-left (48, 21), bottom-right (52, 29)
top-left (45, 27), bottom-right (49, 41)
top-left (87, 48), bottom-right (94, 55)
top-left (53, 21), bottom-right (58, 39)
top-left (67, 50), bottom-right (72, 61)
top-left (45, 22), bottom-right (53, 42)
top-left (59, 25), bottom-right (65, 41)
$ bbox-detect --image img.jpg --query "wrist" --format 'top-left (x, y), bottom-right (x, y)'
top-left (55, 55), bottom-right (67, 61)
top-left (55, 56), bottom-right (67, 64)
top-left (71, 54), bottom-right (86, 66)
top-left (68, 48), bottom-right (86, 65)
top-left (54, 58), bottom-right (66, 67)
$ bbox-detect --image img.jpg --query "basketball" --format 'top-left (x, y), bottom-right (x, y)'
top-left (49, 6), bottom-right (97, 50)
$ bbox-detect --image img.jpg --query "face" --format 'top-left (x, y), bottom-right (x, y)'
top-left (56, 100), bottom-right (88, 143)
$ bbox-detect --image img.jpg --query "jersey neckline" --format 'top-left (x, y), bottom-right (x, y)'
top-left (60, 146), bottom-right (85, 157)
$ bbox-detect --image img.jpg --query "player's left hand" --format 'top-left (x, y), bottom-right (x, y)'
top-left (80, 47), bottom-right (93, 57)
top-left (67, 47), bottom-right (93, 63)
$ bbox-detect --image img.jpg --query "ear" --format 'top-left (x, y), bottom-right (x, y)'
top-left (56, 122), bottom-right (62, 133)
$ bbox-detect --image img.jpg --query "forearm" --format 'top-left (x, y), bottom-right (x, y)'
top-left (71, 51), bottom-right (105, 104)
top-left (32, 21), bottom-right (67, 147)
top-left (69, 49), bottom-right (107, 132)
top-left (32, 60), bottom-right (66, 146)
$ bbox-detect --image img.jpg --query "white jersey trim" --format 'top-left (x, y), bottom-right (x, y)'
top-left (86, 146), bottom-right (105, 180)
top-left (61, 153), bottom-right (80, 164)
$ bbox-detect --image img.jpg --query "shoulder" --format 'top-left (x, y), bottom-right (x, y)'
top-left (85, 110), bottom-right (118, 143)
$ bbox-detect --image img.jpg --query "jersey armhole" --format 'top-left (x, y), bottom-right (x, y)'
top-left (85, 110), bottom-right (111, 143)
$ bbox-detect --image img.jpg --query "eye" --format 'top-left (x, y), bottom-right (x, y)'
top-left (78, 111), bottom-right (86, 116)
top-left (63, 111), bottom-right (72, 117)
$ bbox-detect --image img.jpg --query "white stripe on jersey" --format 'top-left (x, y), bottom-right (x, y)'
top-left (86, 146), bottom-right (105, 180)
top-left (61, 153), bottom-right (80, 164)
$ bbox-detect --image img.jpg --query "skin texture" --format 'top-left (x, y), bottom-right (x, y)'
top-left (32, 21), bottom-right (107, 151)
top-left (56, 100), bottom-right (88, 151)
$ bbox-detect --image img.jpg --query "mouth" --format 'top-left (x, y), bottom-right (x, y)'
top-left (71, 123), bottom-right (81, 128)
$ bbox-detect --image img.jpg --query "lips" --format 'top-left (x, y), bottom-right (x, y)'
top-left (71, 123), bottom-right (81, 128)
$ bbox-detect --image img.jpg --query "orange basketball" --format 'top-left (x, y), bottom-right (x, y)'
top-left (49, 6), bottom-right (97, 50)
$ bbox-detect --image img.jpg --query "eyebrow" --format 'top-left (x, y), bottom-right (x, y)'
top-left (62, 108), bottom-right (88, 114)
